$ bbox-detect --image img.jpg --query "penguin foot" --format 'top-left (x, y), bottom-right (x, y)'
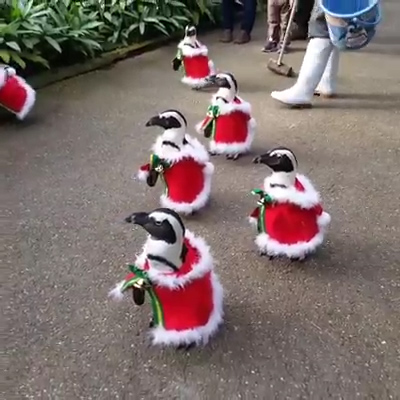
top-left (290, 256), bottom-right (307, 263)
top-left (149, 318), bottom-right (154, 328)
top-left (176, 342), bottom-right (196, 351)
top-left (208, 151), bottom-right (217, 156)
top-left (226, 153), bottom-right (241, 160)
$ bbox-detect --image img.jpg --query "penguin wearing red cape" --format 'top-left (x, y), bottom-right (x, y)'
top-left (0, 65), bottom-right (36, 120)
top-left (172, 25), bottom-right (216, 89)
top-left (136, 110), bottom-right (214, 215)
top-left (249, 147), bottom-right (331, 261)
top-left (196, 72), bottom-right (256, 160)
top-left (109, 208), bottom-right (224, 349)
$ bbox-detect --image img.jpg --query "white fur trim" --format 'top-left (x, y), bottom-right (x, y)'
top-left (264, 174), bottom-right (321, 209)
top-left (15, 76), bottom-right (36, 120)
top-left (209, 117), bottom-right (256, 155)
top-left (150, 270), bottom-right (224, 346)
top-left (181, 75), bottom-right (209, 87)
top-left (208, 60), bottom-right (216, 75)
top-left (195, 121), bottom-right (205, 135)
top-left (318, 211), bottom-right (331, 228)
top-left (137, 230), bottom-right (214, 289)
top-left (212, 95), bottom-right (252, 116)
top-left (152, 134), bottom-right (210, 164)
top-left (248, 216), bottom-right (258, 226)
top-left (178, 41), bottom-right (208, 57)
top-left (137, 168), bottom-right (149, 182)
top-left (255, 231), bottom-right (325, 259)
top-left (108, 280), bottom-right (126, 301)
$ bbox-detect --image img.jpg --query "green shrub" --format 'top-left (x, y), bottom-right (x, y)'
top-left (0, 0), bottom-right (221, 72)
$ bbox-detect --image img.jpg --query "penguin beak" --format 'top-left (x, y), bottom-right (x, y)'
top-left (125, 212), bottom-right (149, 226)
top-left (253, 152), bottom-right (277, 167)
top-left (203, 74), bottom-right (218, 88)
top-left (145, 115), bottom-right (164, 128)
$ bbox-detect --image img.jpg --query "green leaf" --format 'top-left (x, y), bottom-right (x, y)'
top-left (10, 52), bottom-right (26, 69)
top-left (139, 21), bottom-right (145, 35)
top-left (45, 36), bottom-right (62, 53)
top-left (0, 50), bottom-right (11, 64)
top-left (6, 41), bottom-right (21, 52)
top-left (81, 21), bottom-right (104, 30)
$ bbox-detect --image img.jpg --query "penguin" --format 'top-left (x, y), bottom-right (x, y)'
top-left (196, 72), bottom-right (256, 160)
top-left (0, 65), bottom-right (36, 120)
top-left (136, 109), bottom-right (214, 215)
top-left (249, 147), bottom-right (331, 261)
top-left (109, 207), bottom-right (224, 349)
top-left (172, 25), bottom-right (216, 89)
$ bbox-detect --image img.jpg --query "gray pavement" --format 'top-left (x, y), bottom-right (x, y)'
top-left (2, 1), bottom-right (400, 398)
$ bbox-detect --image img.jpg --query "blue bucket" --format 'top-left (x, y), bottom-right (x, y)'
top-left (319, 0), bottom-right (382, 50)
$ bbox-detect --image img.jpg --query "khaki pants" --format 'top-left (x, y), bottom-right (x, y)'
top-left (267, 0), bottom-right (291, 43)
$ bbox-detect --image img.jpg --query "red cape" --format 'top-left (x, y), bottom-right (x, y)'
top-left (177, 41), bottom-right (215, 86)
top-left (0, 74), bottom-right (35, 120)
top-left (249, 175), bottom-right (331, 259)
top-left (196, 95), bottom-right (256, 154)
top-left (137, 135), bottom-right (214, 214)
top-left (110, 230), bottom-right (224, 346)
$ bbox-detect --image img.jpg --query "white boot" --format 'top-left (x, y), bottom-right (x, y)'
top-left (315, 47), bottom-right (340, 98)
top-left (271, 38), bottom-right (333, 107)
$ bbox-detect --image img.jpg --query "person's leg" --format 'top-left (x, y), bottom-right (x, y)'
top-left (220, 0), bottom-right (235, 42)
top-left (278, 0), bottom-right (291, 51)
top-left (235, 0), bottom-right (257, 44)
top-left (270, 3), bottom-right (334, 107)
top-left (315, 47), bottom-right (340, 97)
top-left (262, 0), bottom-right (280, 51)
top-left (291, 0), bottom-right (314, 40)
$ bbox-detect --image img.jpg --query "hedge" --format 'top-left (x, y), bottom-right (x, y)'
top-left (0, 0), bottom-right (222, 75)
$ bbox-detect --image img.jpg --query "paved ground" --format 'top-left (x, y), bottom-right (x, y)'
top-left (2, 1), bottom-right (400, 399)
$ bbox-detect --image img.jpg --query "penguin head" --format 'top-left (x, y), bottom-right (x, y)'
top-left (185, 25), bottom-right (197, 38)
top-left (145, 109), bottom-right (187, 144)
top-left (253, 147), bottom-right (298, 187)
top-left (0, 65), bottom-right (15, 88)
top-left (205, 72), bottom-right (238, 101)
top-left (125, 208), bottom-right (186, 272)
top-left (206, 72), bottom-right (238, 92)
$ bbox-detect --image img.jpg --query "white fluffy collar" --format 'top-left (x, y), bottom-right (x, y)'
top-left (263, 173), bottom-right (321, 209)
top-left (178, 39), bottom-right (208, 57)
top-left (152, 133), bottom-right (210, 164)
top-left (211, 95), bottom-right (252, 116)
top-left (135, 230), bottom-right (214, 289)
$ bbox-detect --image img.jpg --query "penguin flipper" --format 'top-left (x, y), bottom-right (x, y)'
top-left (146, 169), bottom-right (159, 187)
top-left (172, 57), bottom-right (182, 71)
top-left (204, 122), bottom-right (213, 139)
top-left (132, 287), bottom-right (145, 305)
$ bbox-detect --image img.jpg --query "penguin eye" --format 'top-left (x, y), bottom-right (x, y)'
top-left (154, 220), bottom-right (162, 226)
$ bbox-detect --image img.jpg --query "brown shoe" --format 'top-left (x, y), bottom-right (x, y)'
top-left (220, 29), bottom-right (233, 43)
top-left (234, 30), bottom-right (251, 44)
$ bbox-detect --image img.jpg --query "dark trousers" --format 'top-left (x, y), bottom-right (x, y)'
top-left (293, 0), bottom-right (314, 29)
top-left (267, 0), bottom-right (291, 43)
top-left (222, 0), bottom-right (257, 34)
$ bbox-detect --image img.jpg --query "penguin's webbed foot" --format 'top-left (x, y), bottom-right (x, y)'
top-left (208, 151), bottom-right (217, 156)
top-left (149, 318), bottom-right (154, 328)
top-left (259, 250), bottom-right (276, 260)
top-left (176, 342), bottom-right (196, 351)
top-left (290, 256), bottom-right (307, 263)
top-left (226, 153), bottom-right (241, 160)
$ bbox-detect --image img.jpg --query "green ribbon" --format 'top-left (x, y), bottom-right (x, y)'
top-left (203, 105), bottom-right (220, 139)
top-left (150, 154), bottom-right (170, 196)
top-left (122, 264), bottom-right (165, 327)
top-left (251, 189), bottom-right (274, 234)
